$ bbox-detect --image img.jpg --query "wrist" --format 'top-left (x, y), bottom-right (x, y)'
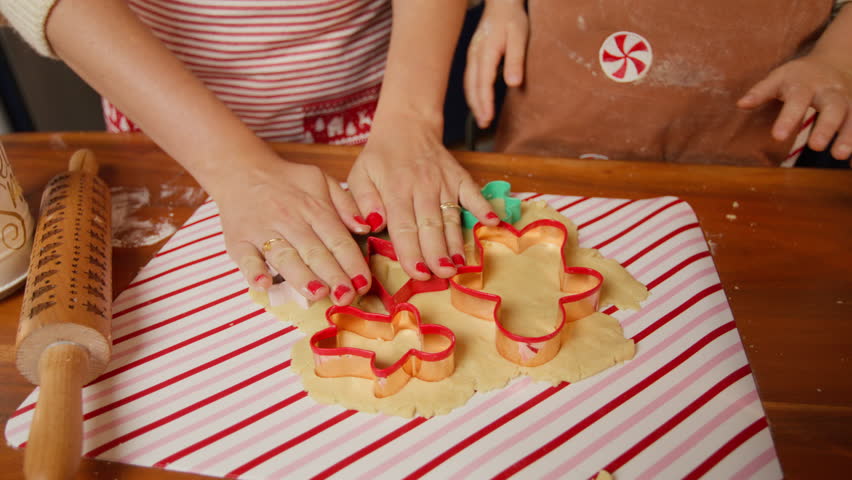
top-left (807, 48), bottom-right (852, 75)
top-left (192, 144), bottom-right (287, 202)
top-left (808, 4), bottom-right (852, 72)
top-left (371, 101), bottom-right (444, 137)
top-left (485, 0), bottom-right (525, 11)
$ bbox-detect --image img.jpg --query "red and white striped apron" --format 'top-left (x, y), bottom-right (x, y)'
top-left (105, 0), bottom-right (391, 145)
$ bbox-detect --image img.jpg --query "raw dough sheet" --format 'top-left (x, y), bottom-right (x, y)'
top-left (255, 200), bottom-right (646, 418)
top-left (6, 194), bottom-right (781, 479)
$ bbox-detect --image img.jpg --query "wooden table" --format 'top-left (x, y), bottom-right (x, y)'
top-left (0, 132), bottom-right (849, 479)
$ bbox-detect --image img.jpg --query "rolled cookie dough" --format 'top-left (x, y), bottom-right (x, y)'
top-left (251, 200), bottom-right (648, 417)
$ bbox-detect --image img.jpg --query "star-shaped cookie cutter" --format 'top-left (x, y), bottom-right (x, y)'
top-left (449, 219), bottom-right (603, 367)
top-left (310, 303), bottom-right (455, 398)
top-left (366, 236), bottom-right (450, 309)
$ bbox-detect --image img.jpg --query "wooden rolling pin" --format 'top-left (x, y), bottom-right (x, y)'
top-left (15, 150), bottom-right (112, 480)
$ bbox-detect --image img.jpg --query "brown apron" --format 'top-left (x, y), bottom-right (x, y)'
top-left (496, 0), bottom-right (833, 166)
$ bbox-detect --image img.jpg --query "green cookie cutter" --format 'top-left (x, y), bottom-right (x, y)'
top-left (462, 180), bottom-right (521, 229)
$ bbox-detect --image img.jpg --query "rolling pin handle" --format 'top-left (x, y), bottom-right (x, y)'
top-left (24, 342), bottom-right (90, 480)
top-left (68, 149), bottom-right (98, 175)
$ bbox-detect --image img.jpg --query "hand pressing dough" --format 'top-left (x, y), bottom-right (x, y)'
top-left (251, 200), bottom-right (648, 417)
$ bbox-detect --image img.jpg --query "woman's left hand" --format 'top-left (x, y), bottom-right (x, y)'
top-left (347, 112), bottom-right (498, 281)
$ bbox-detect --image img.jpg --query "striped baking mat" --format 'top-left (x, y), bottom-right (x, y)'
top-left (5, 194), bottom-right (781, 479)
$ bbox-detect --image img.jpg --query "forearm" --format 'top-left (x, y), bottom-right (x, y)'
top-left (45, 0), bottom-right (277, 199)
top-left (372, 0), bottom-right (468, 132)
top-left (811, 3), bottom-right (852, 71)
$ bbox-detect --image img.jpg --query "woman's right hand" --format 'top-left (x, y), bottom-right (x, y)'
top-left (212, 155), bottom-right (373, 306)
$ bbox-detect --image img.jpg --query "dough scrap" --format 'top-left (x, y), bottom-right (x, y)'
top-left (252, 200), bottom-right (648, 417)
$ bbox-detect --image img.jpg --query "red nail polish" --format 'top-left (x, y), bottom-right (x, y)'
top-left (366, 212), bottom-right (383, 232)
top-left (486, 212), bottom-right (499, 220)
top-left (351, 274), bottom-right (368, 290)
top-left (452, 254), bottom-right (466, 266)
top-left (415, 262), bottom-right (431, 274)
top-left (307, 280), bottom-right (324, 295)
top-left (333, 284), bottom-right (351, 301)
top-left (354, 215), bottom-right (368, 226)
top-left (439, 257), bottom-right (453, 268)
top-left (254, 274), bottom-right (272, 289)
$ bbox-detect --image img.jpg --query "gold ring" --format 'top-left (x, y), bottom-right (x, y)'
top-left (440, 202), bottom-right (462, 212)
top-left (262, 237), bottom-right (286, 253)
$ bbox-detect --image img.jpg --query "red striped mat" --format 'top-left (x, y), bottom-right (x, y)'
top-left (5, 194), bottom-right (781, 479)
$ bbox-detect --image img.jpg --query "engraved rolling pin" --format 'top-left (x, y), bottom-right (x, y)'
top-left (15, 150), bottom-right (112, 480)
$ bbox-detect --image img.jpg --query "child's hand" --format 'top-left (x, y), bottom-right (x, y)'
top-left (215, 156), bottom-right (372, 306)
top-left (464, 0), bottom-right (529, 129)
top-left (737, 53), bottom-right (852, 161)
top-left (347, 113), bottom-right (498, 282)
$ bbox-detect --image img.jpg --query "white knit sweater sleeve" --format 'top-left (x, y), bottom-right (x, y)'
top-left (0, 0), bottom-right (60, 57)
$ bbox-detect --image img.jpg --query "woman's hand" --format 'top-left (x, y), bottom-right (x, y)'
top-left (465, 0), bottom-right (529, 129)
top-left (345, 1), bottom-right (496, 281)
top-left (214, 155), bottom-right (373, 305)
top-left (347, 112), bottom-right (498, 281)
top-left (44, 0), bottom-right (373, 303)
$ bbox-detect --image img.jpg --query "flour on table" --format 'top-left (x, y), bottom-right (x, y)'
top-left (159, 184), bottom-right (207, 205)
top-left (110, 184), bottom-right (205, 248)
top-left (111, 187), bottom-right (177, 247)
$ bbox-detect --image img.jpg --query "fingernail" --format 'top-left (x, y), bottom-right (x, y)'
top-left (254, 274), bottom-right (271, 289)
top-left (366, 212), bottom-right (383, 232)
top-left (836, 144), bottom-right (851, 159)
top-left (333, 284), bottom-right (351, 301)
top-left (439, 257), bottom-right (454, 268)
top-left (452, 254), bottom-right (466, 266)
top-left (307, 280), bottom-right (324, 296)
top-left (352, 217), bottom-right (370, 234)
top-left (415, 262), bottom-right (431, 274)
top-left (773, 125), bottom-right (790, 140)
top-left (351, 274), bottom-right (368, 290)
top-left (486, 212), bottom-right (499, 221)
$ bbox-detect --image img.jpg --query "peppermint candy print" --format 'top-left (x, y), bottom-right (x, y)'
top-left (599, 31), bottom-right (653, 83)
top-left (102, 98), bottom-right (140, 133)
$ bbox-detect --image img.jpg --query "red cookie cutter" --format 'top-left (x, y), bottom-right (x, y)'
top-left (366, 236), bottom-right (450, 308)
top-left (449, 220), bottom-right (603, 367)
top-left (310, 303), bottom-right (455, 398)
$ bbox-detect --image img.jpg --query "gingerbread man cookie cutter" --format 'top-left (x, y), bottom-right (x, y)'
top-left (449, 220), bottom-right (603, 367)
top-left (309, 238), bottom-right (457, 398)
top-left (310, 303), bottom-right (455, 398)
